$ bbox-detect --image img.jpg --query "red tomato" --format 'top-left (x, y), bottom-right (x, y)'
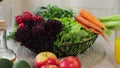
top-left (59, 56), bottom-right (81, 68)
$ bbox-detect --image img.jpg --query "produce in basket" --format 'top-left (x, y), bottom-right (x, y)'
top-left (7, 5), bottom-right (120, 58)
top-left (14, 10), bottom-right (96, 57)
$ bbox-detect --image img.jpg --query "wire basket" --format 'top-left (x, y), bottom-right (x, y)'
top-left (53, 35), bottom-right (98, 58)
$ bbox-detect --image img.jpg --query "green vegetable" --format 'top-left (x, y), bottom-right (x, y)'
top-left (12, 60), bottom-right (30, 68)
top-left (0, 58), bottom-right (13, 68)
top-left (98, 15), bottom-right (120, 30)
top-left (61, 33), bottom-right (73, 45)
top-left (98, 15), bottom-right (120, 35)
top-left (7, 23), bottom-right (18, 40)
top-left (102, 21), bottom-right (120, 28)
top-left (71, 30), bottom-right (89, 43)
top-left (98, 15), bottom-right (120, 22)
top-left (54, 18), bottom-right (95, 46)
top-left (7, 31), bottom-right (15, 40)
top-left (33, 5), bottom-right (74, 20)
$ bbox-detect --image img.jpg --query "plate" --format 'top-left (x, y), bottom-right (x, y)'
top-left (77, 42), bottom-right (106, 68)
top-left (7, 40), bottom-right (106, 68)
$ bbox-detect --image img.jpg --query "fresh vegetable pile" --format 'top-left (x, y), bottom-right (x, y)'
top-left (14, 11), bottom-right (63, 53)
top-left (8, 6), bottom-right (97, 57)
top-left (13, 10), bottom-right (96, 57)
top-left (7, 5), bottom-right (120, 58)
top-left (54, 18), bottom-right (95, 46)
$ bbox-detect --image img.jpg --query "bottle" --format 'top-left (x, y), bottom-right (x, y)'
top-left (0, 3), bottom-right (16, 62)
top-left (0, 20), bottom-right (16, 62)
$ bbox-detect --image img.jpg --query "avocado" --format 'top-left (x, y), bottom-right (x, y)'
top-left (12, 60), bottom-right (30, 68)
top-left (0, 58), bottom-right (13, 68)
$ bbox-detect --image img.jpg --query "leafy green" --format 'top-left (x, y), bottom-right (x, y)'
top-left (7, 31), bottom-right (15, 40)
top-left (61, 33), bottom-right (73, 45)
top-left (7, 23), bottom-right (18, 40)
top-left (33, 5), bottom-right (74, 20)
top-left (54, 18), bottom-right (95, 46)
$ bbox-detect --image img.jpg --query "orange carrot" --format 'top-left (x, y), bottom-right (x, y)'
top-left (75, 15), bottom-right (103, 33)
top-left (75, 15), bottom-right (109, 42)
top-left (80, 9), bottom-right (107, 29)
top-left (100, 32), bottom-right (109, 42)
top-left (78, 22), bottom-right (100, 35)
top-left (79, 21), bottom-right (109, 42)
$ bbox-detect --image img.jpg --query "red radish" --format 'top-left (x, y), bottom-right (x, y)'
top-left (22, 11), bottom-right (32, 21)
top-left (32, 14), bottom-right (39, 21)
top-left (37, 16), bottom-right (43, 21)
top-left (15, 15), bottom-right (23, 24)
top-left (23, 11), bottom-right (32, 16)
top-left (18, 23), bottom-right (25, 28)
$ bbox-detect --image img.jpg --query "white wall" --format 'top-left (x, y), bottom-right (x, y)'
top-left (1, 0), bottom-right (119, 16)
top-left (68, 0), bottom-right (118, 17)
top-left (1, 0), bottom-right (120, 17)
top-left (21, 0), bottom-right (119, 17)
top-left (0, 0), bottom-right (23, 28)
top-left (1, 0), bottom-right (23, 15)
top-left (22, 0), bottom-right (63, 11)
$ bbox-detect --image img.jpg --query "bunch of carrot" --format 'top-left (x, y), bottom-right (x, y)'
top-left (74, 9), bottom-right (109, 42)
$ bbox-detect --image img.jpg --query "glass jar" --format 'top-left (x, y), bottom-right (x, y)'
top-left (0, 2), bottom-right (16, 62)
top-left (0, 20), bottom-right (16, 62)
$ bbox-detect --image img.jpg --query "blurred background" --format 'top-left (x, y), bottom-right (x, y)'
top-left (1, 0), bottom-right (120, 17)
